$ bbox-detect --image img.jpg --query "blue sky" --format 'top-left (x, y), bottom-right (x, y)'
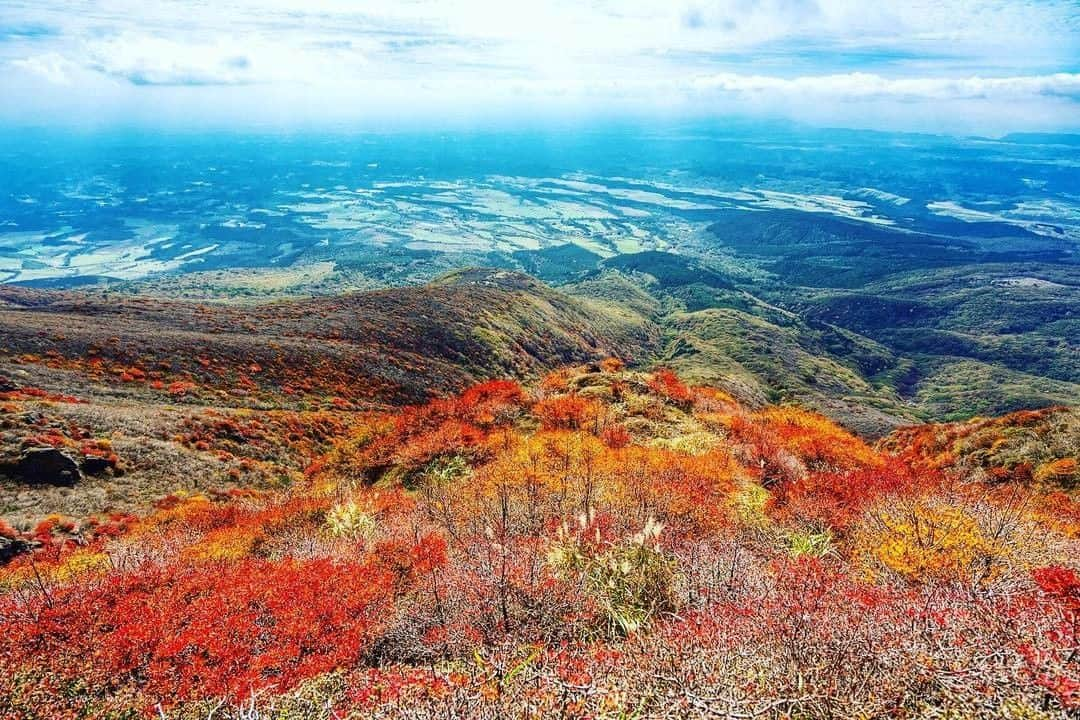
top-left (1, 0), bottom-right (1079, 134)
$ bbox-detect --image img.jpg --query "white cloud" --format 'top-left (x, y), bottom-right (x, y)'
top-left (83, 36), bottom-right (257, 85)
top-left (0, 0), bottom-right (1077, 130)
top-left (11, 52), bottom-right (78, 84)
top-left (690, 72), bottom-right (1080, 101)
top-left (74, 34), bottom-right (368, 86)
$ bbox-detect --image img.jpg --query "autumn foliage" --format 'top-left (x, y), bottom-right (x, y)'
top-left (0, 365), bottom-right (1077, 719)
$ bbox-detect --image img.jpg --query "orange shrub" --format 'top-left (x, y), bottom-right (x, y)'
top-left (1035, 457), bottom-right (1078, 484)
top-left (647, 368), bottom-right (694, 406)
top-left (533, 394), bottom-right (601, 431)
top-left (772, 461), bottom-right (931, 533)
top-left (599, 357), bottom-right (625, 373)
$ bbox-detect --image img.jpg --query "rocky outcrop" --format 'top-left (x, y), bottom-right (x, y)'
top-left (13, 447), bottom-right (82, 486)
top-left (0, 535), bottom-right (31, 564)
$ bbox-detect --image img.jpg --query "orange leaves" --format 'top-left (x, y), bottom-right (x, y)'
top-left (621, 447), bottom-right (740, 538)
top-left (539, 368), bottom-right (572, 393)
top-left (723, 406), bottom-right (883, 485)
top-left (367, 379), bottom-right (529, 472)
top-left (599, 357), bottom-right (625, 373)
top-left (0, 385), bottom-right (83, 404)
top-left (440, 427), bottom-right (739, 545)
top-left (755, 407), bottom-right (882, 471)
top-left (393, 419), bottom-right (486, 470)
top-left (461, 430), bottom-right (608, 519)
top-left (166, 380), bottom-right (197, 397)
top-left (884, 406), bottom-right (1077, 488)
top-left (396, 380), bottom-right (526, 435)
top-left (534, 394), bottom-right (601, 431)
top-left (600, 424), bottom-right (630, 448)
top-left (374, 532), bottom-right (448, 580)
top-left (1030, 491), bottom-right (1080, 538)
top-left (458, 379), bottom-right (526, 421)
top-left (647, 368), bottom-right (694, 407)
top-left (771, 461), bottom-right (931, 533)
top-left (5, 365), bottom-right (1079, 716)
top-left (117, 366), bottom-right (146, 383)
top-left (1035, 457), bottom-right (1078, 484)
top-left (183, 524), bottom-right (267, 562)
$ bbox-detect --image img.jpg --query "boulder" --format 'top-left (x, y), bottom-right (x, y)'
top-left (81, 454), bottom-right (113, 476)
top-left (16, 447), bottom-right (82, 486)
top-left (0, 535), bottom-right (31, 564)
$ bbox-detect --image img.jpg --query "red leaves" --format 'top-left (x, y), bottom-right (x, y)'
top-left (1033, 565), bottom-right (1080, 606)
top-left (3, 366), bottom-right (1078, 716)
top-left (166, 380), bottom-right (197, 397)
top-left (365, 379), bottom-right (528, 470)
top-left (459, 379), bottom-right (526, 412)
top-left (600, 424), bottom-right (630, 448)
top-left (0, 558), bottom-right (397, 708)
top-left (0, 385), bottom-right (83, 404)
top-left (1023, 566), bottom-right (1080, 709)
top-left (393, 419), bottom-right (486, 469)
top-left (771, 461), bottom-right (930, 532)
top-left (374, 532), bottom-right (448, 580)
top-left (396, 379), bottom-right (526, 436)
top-left (647, 368), bottom-right (693, 407)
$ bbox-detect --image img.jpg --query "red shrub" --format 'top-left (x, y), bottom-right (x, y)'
top-left (772, 461), bottom-right (928, 531)
top-left (600, 424), bottom-right (631, 449)
top-left (1033, 565), bottom-right (1080, 608)
top-left (458, 379), bottom-right (525, 411)
top-left (647, 369), bottom-right (694, 406)
top-left (1023, 566), bottom-right (1080, 709)
top-left (393, 419), bottom-right (486, 469)
top-left (0, 558), bottom-right (398, 711)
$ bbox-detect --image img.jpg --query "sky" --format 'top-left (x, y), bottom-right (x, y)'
top-left (1, 0), bottom-right (1079, 134)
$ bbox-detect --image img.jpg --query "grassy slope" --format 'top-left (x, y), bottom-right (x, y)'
top-left (0, 269), bottom-right (658, 409)
top-left (0, 270), bottom-right (660, 521)
top-left (545, 207), bottom-right (1078, 432)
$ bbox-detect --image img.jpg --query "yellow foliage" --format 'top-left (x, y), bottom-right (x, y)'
top-left (856, 500), bottom-right (1004, 585)
top-left (53, 551), bottom-right (110, 583)
top-left (731, 481), bottom-right (772, 529)
top-left (132, 492), bottom-right (212, 535)
top-left (0, 551), bottom-right (110, 592)
top-left (647, 431), bottom-right (721, 455)
top-left (0, 565), bottom-right (36, 593)
top-left (1034, 457), bottom-right (1077, 484)
top-left (183, 526), bottom-right (265, 562)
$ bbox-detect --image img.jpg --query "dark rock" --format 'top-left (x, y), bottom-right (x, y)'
top-left (16, 447), bottom-right (82, 486)
top-left (0, 535), bottom-right (31, 565)
top-left (81, 455), bottom-right (112, 476)
top-left (0, 376), bottom-right (15, 392)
